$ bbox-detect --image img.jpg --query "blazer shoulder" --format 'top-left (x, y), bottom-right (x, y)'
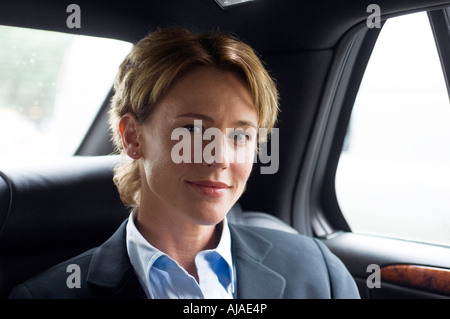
top-left (230, 224), bottom-right (360, 298)
top-left (230, 222), bottom-right (318, 251)
top-left (9, 248), bottom-right (96, 299)
top-left (9, 221), bottom-right (144, 299)
top-left (230, 223), bottom-right (331, 268)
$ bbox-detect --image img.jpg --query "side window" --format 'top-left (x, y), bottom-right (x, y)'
top-left (336, 12), bottom-right (450, 246)
top-left (0, 26), bottom-right (132, 165)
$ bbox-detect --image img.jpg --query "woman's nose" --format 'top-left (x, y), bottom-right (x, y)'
top-left (202, 130), bottom-right (230, 169)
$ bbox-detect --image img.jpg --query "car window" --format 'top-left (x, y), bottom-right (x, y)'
top-left (335, 12), bottom-right (450, 246)
top-left (0, 25), bottom-right (132, 165)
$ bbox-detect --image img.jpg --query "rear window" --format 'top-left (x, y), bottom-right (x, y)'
top-left (0, 25), bottom-right (132, 165)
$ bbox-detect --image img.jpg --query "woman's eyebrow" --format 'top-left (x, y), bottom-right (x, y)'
top-left (175, 113), bottom-right (214, 122)
top-left (234, 120), bottom-right (257, 129)
top-left (175, 113), bottom-right (257, 128)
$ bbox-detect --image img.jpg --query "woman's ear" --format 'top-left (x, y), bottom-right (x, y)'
top-left (118, 113), bottom-right (141, 159)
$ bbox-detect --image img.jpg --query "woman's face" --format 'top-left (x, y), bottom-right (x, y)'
top-left (133, 67), bottom-right (258, 226)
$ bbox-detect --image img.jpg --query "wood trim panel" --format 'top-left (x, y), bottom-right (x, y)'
top-left (381, 264), bottom-right (450, 296)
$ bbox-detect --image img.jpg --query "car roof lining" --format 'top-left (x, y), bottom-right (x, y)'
top-left (2, 0), bottom-right (450, 53)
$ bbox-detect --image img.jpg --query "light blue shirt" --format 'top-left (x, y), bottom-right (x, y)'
top-left (126, 212), bottom-right (235, 299)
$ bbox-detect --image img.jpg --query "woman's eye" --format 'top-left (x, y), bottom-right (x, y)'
top-left (183, 124), bottom-right (202, 134)
top-left (232, 131), bottom-right (251, 144)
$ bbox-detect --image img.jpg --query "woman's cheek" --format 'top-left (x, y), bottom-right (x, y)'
top-left (234, 161), bottom-right (253, 190)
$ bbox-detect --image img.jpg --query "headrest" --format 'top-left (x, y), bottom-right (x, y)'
top-left (0, 156), bottom-right (129, 248)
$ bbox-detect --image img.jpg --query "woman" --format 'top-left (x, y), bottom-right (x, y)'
top-left (10, 27), bottom-right (359, 299)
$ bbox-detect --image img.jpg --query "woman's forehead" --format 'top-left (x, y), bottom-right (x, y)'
top-left (154, 67), bottom-right (258, 125)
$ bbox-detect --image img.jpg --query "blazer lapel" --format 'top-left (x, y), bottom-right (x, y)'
top-left (86, 220), bottom-right (147, 299)
top-left (229, 224), bottom-right (286, 299)
top-left (85, 220), bottom-right (285, 299)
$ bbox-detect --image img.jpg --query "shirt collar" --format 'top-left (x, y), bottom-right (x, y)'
top-left (125, 211), bottom-right (235, 297)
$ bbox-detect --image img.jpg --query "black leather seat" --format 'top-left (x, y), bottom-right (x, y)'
top-left (0, 155), bottom-right (296, 298)
top-left (0, 156), bottom-right (129, 298)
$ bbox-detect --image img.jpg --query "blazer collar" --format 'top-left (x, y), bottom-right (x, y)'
top-left (229, 224), bottom-right (286, 299)
top-left (86, 219), bottom-right (286, 299)
top-left (86, 220), bottom-right (147, 298)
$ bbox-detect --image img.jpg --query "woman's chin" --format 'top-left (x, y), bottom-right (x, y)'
top-left (187, 205), bottom-right (230, 226)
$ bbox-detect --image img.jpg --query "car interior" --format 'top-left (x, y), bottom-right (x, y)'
top-left (1, 0), bottom-right (450, 299)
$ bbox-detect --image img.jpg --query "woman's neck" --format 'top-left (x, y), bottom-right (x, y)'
top-left (133, 206), bottom-right (222, 281)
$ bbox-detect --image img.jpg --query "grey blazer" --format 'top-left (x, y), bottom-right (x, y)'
top-left (9, 220), bottom-right (360, 299)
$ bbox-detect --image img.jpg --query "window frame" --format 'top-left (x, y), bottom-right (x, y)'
top-left (296, 7), bottom-right (450, 240)
top-left (75, 87), bottom-right (117, 156)
top-left (429, 8), bottom-right (450, 98)
top-left (292, 21), bottom-right (382, 237)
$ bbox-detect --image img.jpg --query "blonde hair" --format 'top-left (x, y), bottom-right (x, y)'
top-left (109, 27), bottom-right (279, 207)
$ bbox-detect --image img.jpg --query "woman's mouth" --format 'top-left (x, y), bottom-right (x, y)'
top-left (186, 180), bottom-right (230, 197)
